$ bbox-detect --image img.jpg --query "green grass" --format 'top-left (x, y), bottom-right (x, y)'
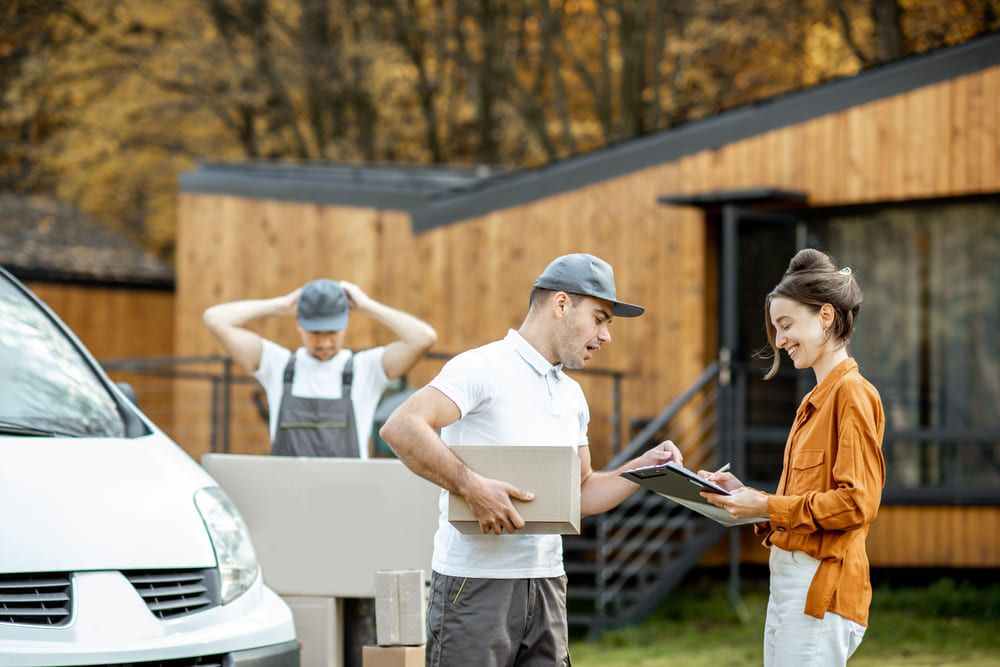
top-left (569, 578), bottom-right (1000, 666)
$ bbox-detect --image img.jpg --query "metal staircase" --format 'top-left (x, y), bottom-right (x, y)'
top-left (565, 362), bottom-right (726, 637)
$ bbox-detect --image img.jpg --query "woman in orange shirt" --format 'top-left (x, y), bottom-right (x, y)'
top-left (701, 249), bottom-right (885, 666)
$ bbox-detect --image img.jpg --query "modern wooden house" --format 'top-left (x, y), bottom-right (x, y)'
top-left (176, 34), bottom-right (1000, 632)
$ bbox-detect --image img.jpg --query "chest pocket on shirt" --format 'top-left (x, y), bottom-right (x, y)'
top-left (790, 449), bottom-right (826, 489)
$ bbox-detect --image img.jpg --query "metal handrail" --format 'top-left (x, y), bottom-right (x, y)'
top-left (99, 351), bottom-right (634, 458)
top-left (608, 361), bottom-right (720, 468)
top-left (581, 361), bottom-right (724, 636)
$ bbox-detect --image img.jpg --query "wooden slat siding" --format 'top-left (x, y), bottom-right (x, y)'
top-left (662, 66), bottom-right (1000, 204)
top-left (844, 105), bottom-right (864, 199)
top-left (849, 498), bottom-right (994, 568)
top-left (981, 67), bottom-right (996, 188)
top-left (782, 122), bottom-right (801, 188)
top-left (888, 92), bottom-right (905, 199)
top-left (879, 95), bottom-right (893, 198)
top-left (903, 86), bottom-right (923, 196)
top-left (950, 76), bottom-right (969, 194)
top-left (967, 71), bottom-right (986, 191)
top-left (26, 282), bottom-right (173, 360)
top-left (933, 78), bottom-right (952, 198)
top-left (176, 65), bottom-right (1000, 564)
top-left (700, 506), bottom-right (1000, 568)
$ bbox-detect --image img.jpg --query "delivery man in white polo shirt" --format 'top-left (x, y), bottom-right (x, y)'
top-left (380, 253), bottom-right (682, 666)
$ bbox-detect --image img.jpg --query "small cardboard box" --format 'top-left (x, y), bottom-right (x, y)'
top-left (375, 570), bottom-right (426, 646)
top-left (448, 445), bottom-right (580, 535)
top-left (363, 645), bottom-right (425, 667)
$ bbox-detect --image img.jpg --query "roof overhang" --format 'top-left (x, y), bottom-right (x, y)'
top-left (409, 31), bottom-right (1000, 231)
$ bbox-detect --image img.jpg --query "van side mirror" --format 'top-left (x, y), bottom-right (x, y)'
top-left (116, 382), bottom-right (139, 407)
top-left (114, 382), bottom-right (150, 437)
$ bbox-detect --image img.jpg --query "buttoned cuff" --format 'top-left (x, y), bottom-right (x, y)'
top-left (767, 495), bottom-right (795, 534)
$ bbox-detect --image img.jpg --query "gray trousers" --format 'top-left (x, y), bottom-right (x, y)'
top-left (426, 572), bottom-right (571, 667)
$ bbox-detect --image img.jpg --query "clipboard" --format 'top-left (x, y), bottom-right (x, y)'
top-left (620, 461), bottom-right (767, 527)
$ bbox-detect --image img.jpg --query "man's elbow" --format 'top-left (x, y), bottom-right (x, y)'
top-left (202, 306), bottom-right (221, 332)
top-left (378, 420), bottom-right (394, 445)
top-left (418, 326), bottom-right (438, 352)
top-left (379, 414), bottom-right (406, 454)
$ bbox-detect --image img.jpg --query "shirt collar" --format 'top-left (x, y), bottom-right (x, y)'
top-left (504, 329), bottom-right (563, 378)
top-left (806, 357), bottom-right (858, 410)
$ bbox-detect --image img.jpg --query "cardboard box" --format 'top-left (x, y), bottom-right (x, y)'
top-left (201, 455), bottom-right (439, 597)
top-left (448, 445), bottom-right (580, 535)
top-left (375, 570), bottom-right (426, 646)
top-left (363, 645), bottom-right (424, 667)
top-left (282, 595), bottom-right (340, 667)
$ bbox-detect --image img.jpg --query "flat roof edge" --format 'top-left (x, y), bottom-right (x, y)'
top-left (410, 32), bottom-right (1000, 232)
top-left (179, 170), bottom-right (430, 211)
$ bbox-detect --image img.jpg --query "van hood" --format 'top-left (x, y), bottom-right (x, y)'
top-left (0, 433), bottom-right (219, 573)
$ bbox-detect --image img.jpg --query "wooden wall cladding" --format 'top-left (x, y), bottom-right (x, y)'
top-left (703, 506), bottom-right (1000, 568)
top-left (27, 282), bottom-right (174, 360)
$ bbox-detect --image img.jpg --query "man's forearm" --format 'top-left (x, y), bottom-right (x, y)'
top-left (204, 297), bottom-right (289, 328)
top-left (362, 300), bottom-right (436, 347)
top-left (580, 466), bottom-right (640, 517)
top-left (381, 413), bottom-right (472, 495)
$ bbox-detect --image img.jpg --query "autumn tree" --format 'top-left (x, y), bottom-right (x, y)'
top-left (1, 0), bottom-right (997, 258)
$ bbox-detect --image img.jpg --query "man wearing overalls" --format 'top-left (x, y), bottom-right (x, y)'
top-left (203, 277), bottom-right (437, 664)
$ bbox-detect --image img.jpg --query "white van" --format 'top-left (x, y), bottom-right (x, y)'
top-left (0, 267), bottom-right (298, 667)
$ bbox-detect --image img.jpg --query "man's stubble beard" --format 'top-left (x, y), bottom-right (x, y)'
top-left (553, 315), bottom-right (587, 370)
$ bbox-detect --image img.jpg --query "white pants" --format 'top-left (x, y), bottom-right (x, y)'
top-left (763, 547), bottom-right (867, 667)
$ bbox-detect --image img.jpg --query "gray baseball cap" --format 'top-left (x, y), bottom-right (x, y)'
top-left (533, 253), bottom-right (644, 317)
top-left (297, 279), bottom-right (350, 331)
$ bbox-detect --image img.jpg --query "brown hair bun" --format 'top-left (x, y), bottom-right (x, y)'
top-left (761, 249), bottom-right (862, 379)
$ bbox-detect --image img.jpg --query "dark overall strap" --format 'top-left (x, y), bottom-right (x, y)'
top-left (342, 353), bottom-right (354, 392)
top-left (282, 352), bottom-right (297, 391)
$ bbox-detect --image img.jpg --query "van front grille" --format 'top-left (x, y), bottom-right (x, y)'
top-left (124, 569), bottom-right (221, 620)
top-left (0, 572), bottom-right (72, 626)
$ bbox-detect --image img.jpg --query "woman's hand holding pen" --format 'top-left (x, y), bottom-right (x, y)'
top-left (697, 463), bottom-right (744, 492)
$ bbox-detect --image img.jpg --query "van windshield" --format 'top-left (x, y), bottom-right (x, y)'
top-left (0, 275), bottom-right (125, 438)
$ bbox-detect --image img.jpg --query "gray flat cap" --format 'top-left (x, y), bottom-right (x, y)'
top-left (297, 279), bottom-right (350, 331)
top-left (534, 253), bottom-right (644, 317)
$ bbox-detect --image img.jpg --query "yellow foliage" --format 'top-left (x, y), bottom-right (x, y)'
top-left (2, 0), bottom-right (996, 260)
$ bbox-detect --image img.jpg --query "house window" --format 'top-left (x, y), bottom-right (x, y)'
top-left (737, 199), bottom-right (999, 498)
top-left (822, 201), bottom-right (1000, 493)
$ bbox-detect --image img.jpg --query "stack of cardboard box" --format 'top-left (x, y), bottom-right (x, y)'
top-left (363, 570), bottom-right (426, 667)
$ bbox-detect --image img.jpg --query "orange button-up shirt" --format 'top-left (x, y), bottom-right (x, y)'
top-left (758, 358), bottom-right (885, 626)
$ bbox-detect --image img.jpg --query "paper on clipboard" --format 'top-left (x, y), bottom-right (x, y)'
top-left (620, 461), bottom-right (768, 527)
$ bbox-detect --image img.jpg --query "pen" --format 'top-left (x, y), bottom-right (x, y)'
top-left (713, 462), bottom-right (731, 475)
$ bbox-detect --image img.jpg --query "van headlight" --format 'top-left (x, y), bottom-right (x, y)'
top-left (194, 487), bottom-right (259, 604)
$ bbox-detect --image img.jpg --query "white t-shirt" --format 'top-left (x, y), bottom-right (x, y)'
top-left (428, 329), bottom-right (589, 579)
top-left (253, 339), bottom-right (389, 459)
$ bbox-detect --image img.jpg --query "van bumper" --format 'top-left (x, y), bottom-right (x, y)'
top-left (228, 639), bottom-right (300, 667)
